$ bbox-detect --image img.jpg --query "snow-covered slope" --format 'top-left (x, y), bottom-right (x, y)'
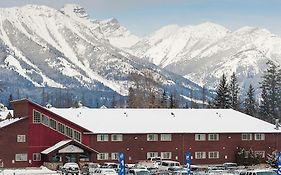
top-left (129, 23), bottom-right (281, 92)
top-left (0, 4), bottom-right (207, 106)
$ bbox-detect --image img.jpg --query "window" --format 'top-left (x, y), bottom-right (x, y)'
top-left (242, 133), bottom-right (252, 141)
top-left (15, 154), bottom-right (27, 161)
top-left (111, 134), bottom-right (123, 141)
top-left (255, 151), bottom-right (265, 158)
top-left (160, 134), bottom-right (172, 141)
top-left (33, 153), bottom-right (41, 161)
top-left (33, 110), bottom-right (41, 123)
top-left (254, 134), bottom-right (265, 140)
top-left (74, 130), bottom-right (81, 142)
top-left (49, 118), bottom-right (57, 130)
top-left (41, 114), bottom-right (49, 126)
top-left (208, 151), bottom-right (219, 159)
top-left (195, 152), bottom-right (206, 159)
top-left (66, 126), bottom-right (73, 138)
top-left (161, 152), bottom-right (172, 159)
top-left (58, 123), bottom-right (65, 134)
top-left (195, 134), bottom-right (206, 141)
top-left (208, 134), bottom-right (219, 141)
top-left (97, 153), bottom-right (109, 160)
top-left (97, 134), bottom-right (109, 141)
top-left (17, 135), bottom-right (26, 142)
top-left (147, 134), bottom-right (158, 141)
top-left (111, 153), bottom-right (119, 160)
top-left (147, 152), bottom-right (158, 159)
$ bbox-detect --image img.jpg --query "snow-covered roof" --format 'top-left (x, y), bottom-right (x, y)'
top-left (48, 108), bottom-right (280, 134)
top-left (0, 110), bottom-right (13, 120)
top-left (41, 139), bottom-right (98, 154)
top-left (41, 140), bottom-right (72, 154)
top-left (0, 117), bottom-right (22, 128)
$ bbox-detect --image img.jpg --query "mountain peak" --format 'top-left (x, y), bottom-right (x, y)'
top-left (60, 4), bottom-right (89, 18)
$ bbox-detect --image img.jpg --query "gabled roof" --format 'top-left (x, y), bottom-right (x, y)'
top-left (47, 108), bottom-right (280, 134)
top-left (41, 139), bottom-right (98, 154)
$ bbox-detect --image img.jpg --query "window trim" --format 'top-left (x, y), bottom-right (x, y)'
top-left (111, 152), bottom-right (119, 160)
top-left (33, 110), bottom-right (41, 124)
top-left (147, 134), bottom-right (158, 141)
top-left (195, 152), bottom-right (206, 159)
top-left (208, 134), bottom-right (219, 141)
top-left (208, 151), bottom-right (219, 159)
top-left (97, 153), bottom-right (109, 160)
top-left (242, 133), bottom-right (252, 141)
top-left (161, 152), bottom-right (172, 159)
top-left (33, 153), bottom-right (41, 161)
top-left (17, 135), bottom-right (26, 143)
top-left (195, 134), bottom-right (206, 141)
top-left (147, 152), bottom-right (158, 159)
top-left (97, 134), bottom-right (109, 142)
top-left (160, 134), bottom-right (172, 141)
top-left (254, 133), bottom-right (265, 141)
top-left (111, 134), bottom-right (123, 141)
top-left (15, 153), bottom-right (28, 161)
top-left (73, 130), bottom-right (81, 142)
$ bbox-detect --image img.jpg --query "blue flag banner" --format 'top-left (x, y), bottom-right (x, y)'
top-left (186, 152), bottom-right (191, 175)
top-left (119, 152), bottom-right (125, 175)
top-left (277, 153), bottom-right (281, 175)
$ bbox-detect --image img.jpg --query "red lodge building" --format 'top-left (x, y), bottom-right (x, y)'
top-left (0, 99), bottom-right (281, 168)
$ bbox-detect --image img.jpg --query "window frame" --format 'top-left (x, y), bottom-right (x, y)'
top-left (111, 152), bottom-right (119, 160)
top-left (242, 133), bottom-right (252, 141)
top-left (15, 153), bottom-right (28, 161)
top-left (41, 114), bottom-right (49, 126)
top-left (208, 151), bottom-right (219, 159)
top-left (161, 152), bottom-right (172, 159)
top-left (97, 134), bottom-right (109, 141)
top-left (195, 152), bottom-right (206, 159)
top-left (49, 118), bottom-right (57, 130)
top-left (97, 153), bottom-right (109, 160)
top-left (195, 134), bottom-right (206, 141)
top-left (147, 134), bottom-right (158, 141)
top-left (58, 122), bottom-right (65, 134)
top-left (147, 152), bottom-right (158, 159)
top-left (73, 130), bottom-right (81, 142)
top-left (254, 133), bottom-right (265, 141)
top-left (33, 110), bottom-right (41, 123)
top-left (208, 134), bottom-right (219, 141)
top-left (254, 151), bottom-right (265, 158)
top-left (17, 135), bottom-right (26, 143)
top-left (33, 153), bottom-right (41, 161)
top-left (111, 134), bottom-right (123, 141)
top-left (160, 134), bottom-right (172, 141)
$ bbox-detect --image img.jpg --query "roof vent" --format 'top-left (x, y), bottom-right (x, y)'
top-left (45, 103), bottom-right (52, 109)
top-left (275, 119), bottom-right (280, 130)
top-left (124, 112), bottom-right (128, 117)
top-left (171, 112), bottom-right (175, 117)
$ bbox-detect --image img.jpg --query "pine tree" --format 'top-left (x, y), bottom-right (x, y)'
top-left (244, 84), bottom-right (256, 116)
top-left (202, 85), bottom-right (207, 108)
top-left (128, 87), bottom-right (136, 108)
top-left (229, 72), bottom-right (240, 110)
top-left (160, 90), bottom-right (168, 108)
top-left (260, 60), bottom-right (281, 119)
top-left (259, 85), bottom-right (271, 121)
top-left (214, 74), bottom-right (231, 109)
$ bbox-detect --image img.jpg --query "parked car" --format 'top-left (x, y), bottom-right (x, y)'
top-left (81, 163), bottom-right (100, 175)
top-left (127, 168), bottom-right (151, 175)
top-left (223, 162), bottom-right (238, 170)
top-left (147, 157), bottom-right (162, 165)
top-left (245, 169), bottom-right (277, 175)
top-left (93, 168), bottom-right (118, 175)
top-left (62, 162), bottom-right (80, 175)
top-left (171, 169), bottom-right (189, 175)
top-left (158, 160), bottom-right (181, 171)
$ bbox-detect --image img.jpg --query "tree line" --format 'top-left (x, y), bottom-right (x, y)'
top-left (212, 60), bottom-right (281, 123)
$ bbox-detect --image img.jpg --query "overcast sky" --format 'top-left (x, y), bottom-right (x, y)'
top-left (0, 0), bottom-right (281, 36)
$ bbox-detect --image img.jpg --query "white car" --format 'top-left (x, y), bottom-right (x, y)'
top-left (128, 168), bottom-right (151, 175)
top-left (158, 160), bottom-right (181, 171)
top-left (93, 168), bottom-right (118, 175)
top-left (62, 162), bottom-right (80, 175)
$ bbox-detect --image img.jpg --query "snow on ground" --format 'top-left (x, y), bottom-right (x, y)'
top-left (0, 166), bottom-right (60, 175)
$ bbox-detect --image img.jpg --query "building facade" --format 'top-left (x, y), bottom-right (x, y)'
top-left (0, 99), bottom-right (281, 168)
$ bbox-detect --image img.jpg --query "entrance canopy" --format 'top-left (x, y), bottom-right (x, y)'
top-left (41, 140), bottom-right (98, 155)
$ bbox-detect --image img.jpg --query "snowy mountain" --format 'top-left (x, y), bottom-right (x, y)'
top-left (0, 4), bottom-right (207, 106)
top-left (129, 23), bottom-right (281, 92)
